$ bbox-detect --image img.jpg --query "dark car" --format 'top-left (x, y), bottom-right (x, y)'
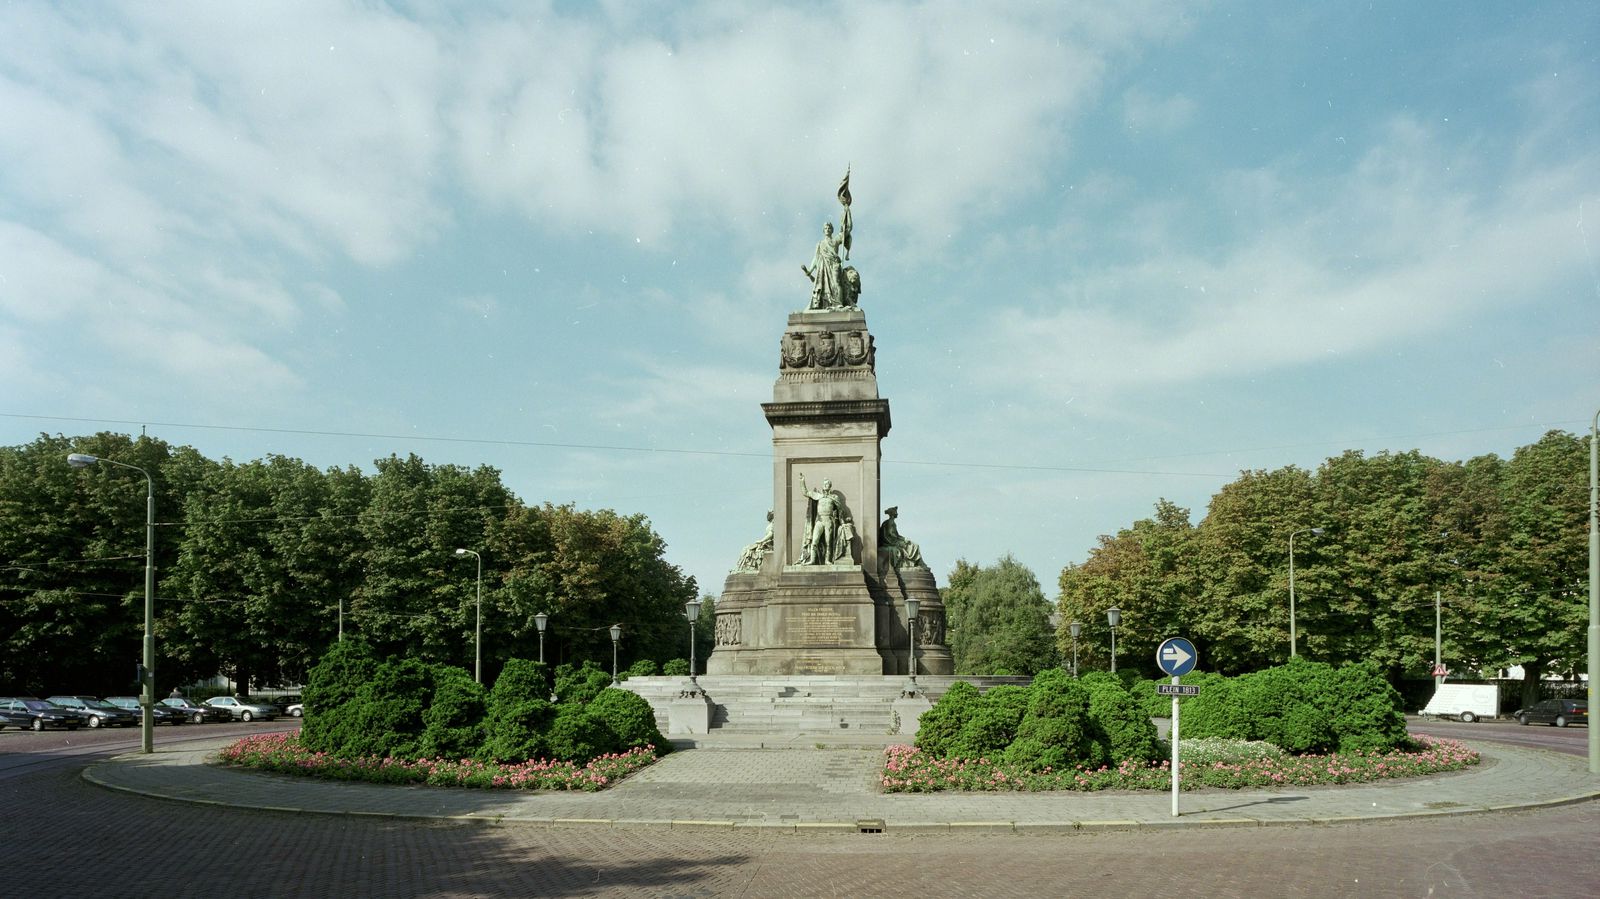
top-left (0, 698), bottom-right (30, 730)
top-left (0, 697), bottom-right (82, 731)
top-left (267, 695), bottom-right (301, 717)
top-left (1512, 699), bottom-right (1588, 727)
top-left (48, 695), bottom-right (139, 728)
top-left (202, 696), bottom-right (278, 722)
top-left (160, 696), bottom-right (228, 724)
top-left (105, 696), bottom-right (187, 725)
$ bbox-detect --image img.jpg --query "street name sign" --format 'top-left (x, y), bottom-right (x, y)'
top-left (1156, 683), bottom-right (1200, 696)
top-left (1156, 637), bottom-right (1198, 677)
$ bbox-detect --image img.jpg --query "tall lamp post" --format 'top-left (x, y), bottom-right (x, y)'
top-left (1588, 407), bottom-right (1598, 775)
top-left (1106, 607), bottom-right (1121, 674)
top-left (905, 597), bottom-right (921, 693)
top-left (534, 612), bottom-right (549, 664)
top-left (67, 453), bottom-right (156, 755)
top-left (1069, 620), bottom-right (1082, 678)
top-left (685, 598), bottom-right (702, 690)
top-left (453, 549), bottom-right (483, 683)
top-left (1288, 527), bottom-right (1325, 657)
top-left (609, 624), bottom-right (622, 685)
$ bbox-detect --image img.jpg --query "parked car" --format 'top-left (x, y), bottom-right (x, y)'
top-left (47, 695), bottom-right (139, 728)
top-left (0, 697), bottom-right (82, 731)
top-left (0, 698), bottom-right (31, 730)
top-left (104, 696), bottom-right (187, 725)
top-left (160, 696), bottom-right (228, 724)
top-left (1512, 699), bottom-right (1589, 727)
top-left (202, 696), bottom-right (279, 722)
top-left (268, 695), bottom-right (302, 717)
top-left (285, 703), bottom-right (304, 718)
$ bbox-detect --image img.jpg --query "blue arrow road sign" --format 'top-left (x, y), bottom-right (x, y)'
top-left (1156, 637), bottom-right (1198, 677)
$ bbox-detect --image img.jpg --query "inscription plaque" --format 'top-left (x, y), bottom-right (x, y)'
top-left (794, 606), bottom-right (856, 646)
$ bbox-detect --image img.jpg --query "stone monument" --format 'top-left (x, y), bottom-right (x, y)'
top-left (708, 170), bottom-right (954, 677)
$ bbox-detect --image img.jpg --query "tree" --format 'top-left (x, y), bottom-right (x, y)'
top-left (0, 432), bottom-right (205, 695)
top-left (1058, 500), bottom-right (1195, 676)
top-left (1480, 431), bottom-right (1588, 706)
top-left (944, 555), bottom-right (1056, 675)
top-left (350, 454), bottom-right (512, 664)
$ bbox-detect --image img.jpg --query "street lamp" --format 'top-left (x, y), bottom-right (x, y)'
top-left (905, 597), bottom-right (921, 693)
top-left (454, 548), bottom-right (483, 683)
top-left (1106, 607), bottom-right (1121, 674)
top-left (1587, 407), bottom-right (1598, 775)
top-left (67, 452), bottom-right (156, 755)
top-left (685, 598), bottom-right (702, 690)
top-left (534, 611), bottom-right (549, 664)
top-left (1069, 620), bottom-right (1082, 678)
top-left (1288, 527), bottom-right (1325, 657)
top-left (609, 623), bottom-right (622, 684)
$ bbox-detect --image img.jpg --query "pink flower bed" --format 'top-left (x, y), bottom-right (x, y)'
top-left (880, 735), bottom-right (1479, 793)
top-left (219, 732), bottom-right (656, 791)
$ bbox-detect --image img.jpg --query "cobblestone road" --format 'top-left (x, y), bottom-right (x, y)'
top-left (3, 734), bottom-right (1598, 897)
top-left (6, 761), bottom-right (1600, 898)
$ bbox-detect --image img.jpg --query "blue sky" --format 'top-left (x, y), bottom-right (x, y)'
top-left (2, 1), bottom-right (1596, 600)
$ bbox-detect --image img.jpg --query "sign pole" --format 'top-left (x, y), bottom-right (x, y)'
top-left (1171, 674), bottom-right (1181, 816)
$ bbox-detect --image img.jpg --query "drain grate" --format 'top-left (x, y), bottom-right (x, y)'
top-left (856, 819), bottom-right (885, 834)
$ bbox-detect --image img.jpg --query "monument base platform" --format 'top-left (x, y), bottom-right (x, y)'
top-left (621, 674), bottom-right (1030, 736)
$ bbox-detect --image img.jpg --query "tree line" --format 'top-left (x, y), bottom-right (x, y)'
top-left (1052, 430), bottom-right (1589, 705)
top-left (0, 432), bottom-right (704, 696)
top-left (935, 431), bottom-right (1589, 707)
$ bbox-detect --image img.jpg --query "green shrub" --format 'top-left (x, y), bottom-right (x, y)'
top-left (1004, 676), bottom-right (1094, 771)
top-left (321, 658), bottom-right (437, 760)
top-left (948, 685), bottom-right (1028, 759)
top-left (1181, 677), bottom-right (1256, 741)
top-left (661, 658), bottom-right (690, 676)
top-left (1328, 661), bottom-right (1408, 753)
top-left (914, 681), bottom-right (980, 757)
top-left (1176, 659), bottom-right (1408, 755)
top-left (300, 639), bottom-right (377, 753)
top-left (418, 666), bottom-right (487, 760)
top-left (1080, 673), bottom-right (1160, 764)
top-left (481, 658), bottom-right (557, 763)
top-left (621, 659), bottom-right (659, 680)
top-left (555, 661), bottom-right (613, 705)
top-left (544, 704), bottom-right (614, 762)
top-left (587, 687), bottom-right (667, 752)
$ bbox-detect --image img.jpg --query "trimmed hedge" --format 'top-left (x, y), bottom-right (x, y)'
top-left (914, 669), bottom-right (1159, 771)
top-left (1180, 658), bottom-right (1408, 754)
top-left (481, 658), bottom-right (557, 763)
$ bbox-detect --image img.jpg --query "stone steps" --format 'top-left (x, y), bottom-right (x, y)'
top-left (619, 675), bottom-right (1030, 735)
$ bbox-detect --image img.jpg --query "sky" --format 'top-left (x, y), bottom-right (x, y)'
top-left (2, 1), bottom-right (1597, 602)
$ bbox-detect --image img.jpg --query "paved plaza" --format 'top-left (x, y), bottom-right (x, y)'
top-left (86, 732), bottom-right (1600, 832)
top-left (0, 731), bottom-right (1591, 897)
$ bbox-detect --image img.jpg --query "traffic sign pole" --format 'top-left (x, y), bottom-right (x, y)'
top-left (1171, 674), bottom-right (1181, 816)
top-left (1155, 637), bottom-right (1199, 818)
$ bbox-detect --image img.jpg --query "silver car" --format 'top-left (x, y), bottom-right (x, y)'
top-left (201, 696), bottom-right (279, 722)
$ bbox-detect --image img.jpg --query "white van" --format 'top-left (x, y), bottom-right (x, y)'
top-left (1419, 684), bottom-right (1499, 722)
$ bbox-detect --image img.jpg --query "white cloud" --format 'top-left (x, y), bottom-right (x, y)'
top-left (975, 116), bottom-right (1600, 407)
top-left (1122, 88), bottom-right (1196, 134)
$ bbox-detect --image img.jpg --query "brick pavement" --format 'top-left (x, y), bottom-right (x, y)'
top-left (84, 733), bottom-right (1600, 832)
top-left (4, 741), bottom-right (1598, 897)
